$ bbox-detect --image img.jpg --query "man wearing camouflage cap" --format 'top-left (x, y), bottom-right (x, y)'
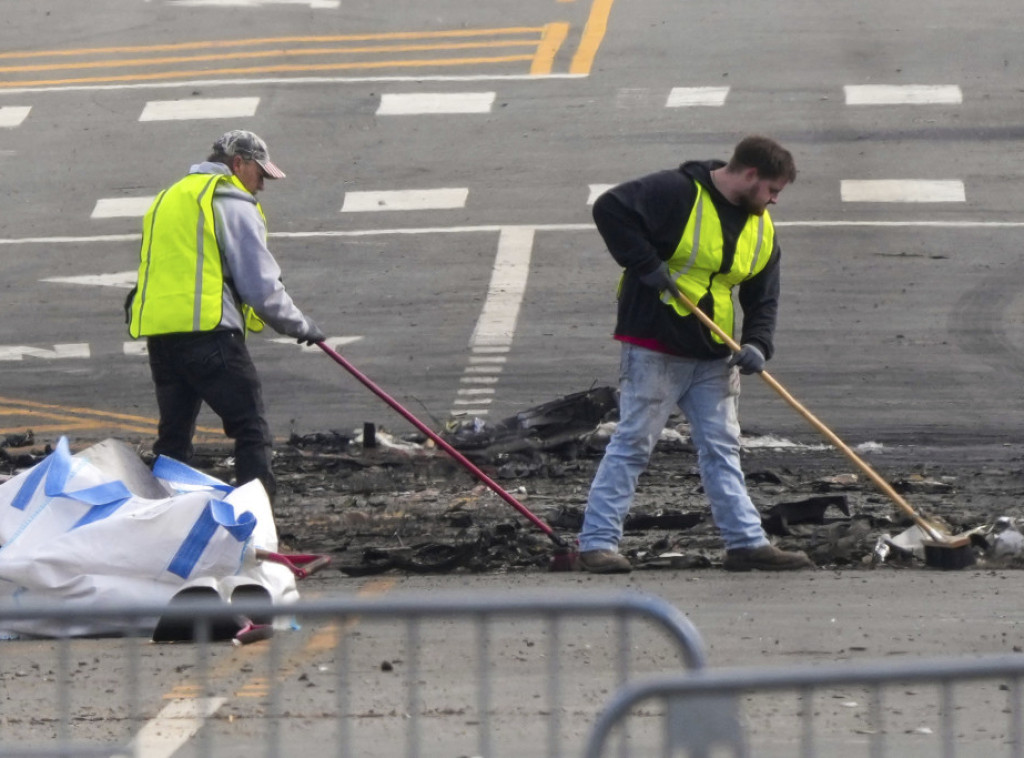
top-left (127, 129), bottom-right (324, 501)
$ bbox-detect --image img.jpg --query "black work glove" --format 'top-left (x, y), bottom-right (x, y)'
top-left (637, 262), bottom-right (681, 298)
top-left (297, 319), bottom-right (325, 346)
top-left (728, 344), bottom-right (766, 374)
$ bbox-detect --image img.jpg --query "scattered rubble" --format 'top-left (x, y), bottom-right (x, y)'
top-left (5, 388), bottom-right (1024, 575)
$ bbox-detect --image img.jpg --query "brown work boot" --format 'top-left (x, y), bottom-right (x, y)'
top-left (577, 549), bottom-right (633, 574)
top-left (723, 545), bottom-right (815, 572)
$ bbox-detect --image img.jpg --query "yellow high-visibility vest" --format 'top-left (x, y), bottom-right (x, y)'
top-left (660, 182), bottom-right (775, 343)
top-left (128, 173), bottom-right (265, 338)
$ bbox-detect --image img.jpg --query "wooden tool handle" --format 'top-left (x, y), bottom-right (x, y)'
top-left (672, 290), bottom-right (945, 541)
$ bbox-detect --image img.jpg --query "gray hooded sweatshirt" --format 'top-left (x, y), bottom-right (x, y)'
top-left (192, 161), bottom-right (315, 340)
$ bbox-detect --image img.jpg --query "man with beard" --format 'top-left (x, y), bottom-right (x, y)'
top-left (577, 135), bottom-right (815, 574)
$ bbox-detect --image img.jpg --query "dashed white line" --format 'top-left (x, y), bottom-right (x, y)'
top-left (92, 197), bottom-right (155, 219)
top-left (469, 355), bottom-right (507, 364)
top-left (341, 188), bottom-right (469, 212)
top-left (269, 336), bottom-right (363, 352)
top-left (125, 697), bottom-right (226, 758)
top-left (844, 84), bottom-right (962, 105)
top-left (469, 344), bottom-right (518, 352)
top-left (45, 271), bottom-right (137, 288)
top-left (665, 86), bottom-right (730, 107)
top-left (469, 227), bottom-right (533, 350)
top-left (841, 179), bottom-right (966, 203)
top-left (0, 344), bottom-right (90, 361)
top-left (139, 97), bottom-right (260, 121)
top-left (450, 227), bottom-right (534, 417)
top-left (376, 92), bottom-right (495, 115)
top-left (587, 184), bottom-right (614, 205)
top-left (0, 106), bottom-right (30, 127)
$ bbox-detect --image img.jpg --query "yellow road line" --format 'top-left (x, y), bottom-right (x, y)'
top-left (0, 40), bottom-right (542, 75)
top-left (231, 578), bottom-right (397, 698)
top-left (0, 55), bottom-right (537, 88)
top-left (0, 395), bottom-right (164, 424)
top-left (0, 19), bottom-right (589, 87)
top-left (0, 419), bottom-right (120, 433)
top-left (531, 22), bottom-right (569, 75)
top-left (0, 28), bottom-right (548, 60)
top-left (0, 421), bottom-right (161, 436)
top-left (0, 395), bottom-right (221, 436)
top-left (570, 0), bottom-right (615, 74)
top-left (0, 410), bottom-right (152, 435)
top-left (0, 409), bottom-right (98, 420)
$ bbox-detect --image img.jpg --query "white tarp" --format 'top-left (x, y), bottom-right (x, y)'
top-left (0, 437), bottom-right (298, 638)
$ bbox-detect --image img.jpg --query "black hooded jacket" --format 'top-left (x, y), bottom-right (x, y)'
top-left (592, 159), bottom-right (781, 361)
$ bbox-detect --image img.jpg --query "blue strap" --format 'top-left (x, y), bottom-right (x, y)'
top-left (166, 500), bottom-right (257, 579)
top-left (10, 458), bottom-right (48, 512)
top-left (10, 436), bottom-right (72, 511)
top-left (153, 456), bottom-right (233, 493)
top-left (69, 482), bottom-right (134, 529)
top-left (4, 438), bottom-right (257, 579)
top-left (210, 499), bottom-right (257, 541)
top-left (42, 437), bottom-right (73, 498)
top-left (7, 437), bottom-right (133, 528)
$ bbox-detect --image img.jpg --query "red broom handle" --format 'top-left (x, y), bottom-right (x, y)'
top-left (316, 342), bottom-right (565, 546)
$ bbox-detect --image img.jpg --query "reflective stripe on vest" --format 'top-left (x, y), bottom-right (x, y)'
top-left (128, 173), bottom-right (261, 338)
top-left (660, 182), bottom-right (774, 343)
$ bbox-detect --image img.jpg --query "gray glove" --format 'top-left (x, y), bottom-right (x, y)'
top-left (728, 344), bottom-right (766, 374)
top-left (297, 318), bottom-right (325, 346)
top-left (637, 262), bottom-right (681, 297)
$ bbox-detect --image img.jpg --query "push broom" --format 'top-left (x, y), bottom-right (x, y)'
top-left (672, 291), bottom-right (975, 570)
top-left (315, 342), bottom-right (578, 571)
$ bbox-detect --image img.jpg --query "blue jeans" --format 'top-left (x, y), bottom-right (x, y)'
top-left (579, 343), bottom-right (769, 552)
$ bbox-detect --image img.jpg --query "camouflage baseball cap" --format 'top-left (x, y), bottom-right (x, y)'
top-left (212, 129), bottom-right (286, 179)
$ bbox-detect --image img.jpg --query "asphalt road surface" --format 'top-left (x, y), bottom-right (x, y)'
top-left (3, 0), bottom-right (1024, 448)
top-left (4, 1), bottom-right (1024, 756)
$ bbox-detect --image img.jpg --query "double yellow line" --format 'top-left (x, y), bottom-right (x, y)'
top-left (0, 395), bottom-right (219, 439)
top-left (0, 0), bottom-right (614, 88)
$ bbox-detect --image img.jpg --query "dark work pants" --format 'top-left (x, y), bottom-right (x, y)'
top-left (146, 330), bottom-right (276, 501)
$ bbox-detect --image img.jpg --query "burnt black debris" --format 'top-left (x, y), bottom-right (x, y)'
top-left (8, 391), bottom-right (1024, 573)
top-left (260, 428), bottom-right (1024, 573)
top-left (0, 431), bottom-right (47, 468)
top-left (442, 386), bottom-right (618, 457)
top-left (761, 495), bottom-right (851, 536)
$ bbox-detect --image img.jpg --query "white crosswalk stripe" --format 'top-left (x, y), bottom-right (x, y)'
top-left (840, 180), bottom-right (966, 203)
top-left (665, 86), bottom-right (729, 107)
top-left (341, 188), bottom-right (469, 212)
top-left (139, 97), bottom-right (260, 121)
top-left (0, 106), bottom-right (31, 127)
top-left (376, 92), bottom-right (496, 115)
top-left (844, 84), bottom-right (962, 105)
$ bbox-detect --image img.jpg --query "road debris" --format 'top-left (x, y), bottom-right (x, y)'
top-left (443, 386), bottom-right (618, 456)
top-left (7, 391), bottom-right (1024, 574)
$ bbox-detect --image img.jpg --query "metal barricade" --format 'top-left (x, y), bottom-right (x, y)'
top-left (0, 590), bottom-right (706, 758)
top-left (583, 654), bottom-right (1024, 758)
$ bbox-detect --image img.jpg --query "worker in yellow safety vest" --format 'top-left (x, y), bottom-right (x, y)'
top-left (576, 135), bottom-right (815, 574)
top-left (126, 130), bottom-right (325, 502)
